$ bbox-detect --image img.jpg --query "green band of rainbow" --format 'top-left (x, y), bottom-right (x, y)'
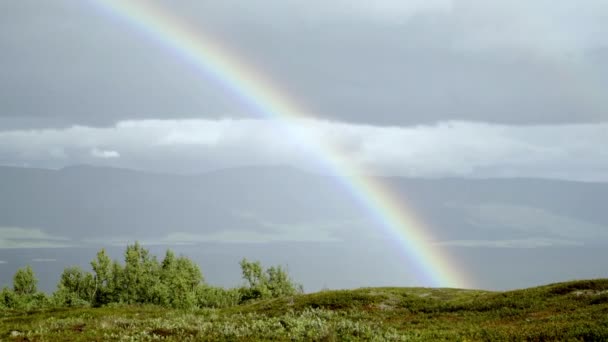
top-left (92, 0), bottom-right (470, 288)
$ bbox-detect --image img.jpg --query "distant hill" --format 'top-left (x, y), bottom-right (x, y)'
top-left (1, 164), bottom-right (607, 291)
top-left (0, 164), bottom-right (606, 244)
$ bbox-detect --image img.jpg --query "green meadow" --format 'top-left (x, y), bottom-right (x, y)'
top-left (2, 280), bottom-right (608, 341)
top-left (1, 244), bottom-right (607, 341)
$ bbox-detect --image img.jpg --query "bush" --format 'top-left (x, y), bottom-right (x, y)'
top-left (196, 285), bottom-right (241, 308)
top-left (54, 266), bottom-right (95, 306)
top-left (51, 289), bottom-right (91, 307)
top-left (239, 258), bottom-right (303, 302)
top-left (13, 265), bottom-right (37, 295)
top-left (160, 250), bottom-right (204, 308)
top-left (0, 286), bottom-right (50, 310)
top-left (2, 243), bottom-right (302, 311)
top-left (0, 287), bottom-right (17, 309)
top-left (47, 243), bottom-right (209, 309)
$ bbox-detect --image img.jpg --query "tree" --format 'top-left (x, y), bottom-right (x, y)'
top-left (91, 249), bottom-right (114, 305)
top-left (239, 258), bottom-right (302, 301)
top-left (108, 260), bottom-right (123, 303)
top-left (159, 249), bottom-right (204, 308)
top-left (174, 256), bottom-right (203, 291)
top-left (13, 265), bottom-right (37, 295)
top-left (161, 249), bottom-right (176, 275)
top-left (240, 258), bottom-right (266, 289)
top-left (54, 266), bottom-right (93, 306)
top-left (58, 266), bottom-right (86, 294)
top-left (121, 242), bottom-right (161, 304)
top-left (239, 258), bottom-right (271, 300)
top-left (266, 265), bottom-right (302, 297)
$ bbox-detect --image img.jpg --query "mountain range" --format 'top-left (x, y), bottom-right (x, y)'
top-left (0, 165), bottom-right (606, 291)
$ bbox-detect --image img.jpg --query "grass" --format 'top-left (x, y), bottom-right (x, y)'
top-left (2, 279), bottom-right (608, 341)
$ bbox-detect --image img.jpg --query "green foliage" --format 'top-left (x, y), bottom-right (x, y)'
top-left (46, 243), bottom-right (210, 309)
top-left (266, 265), bottom-right (303, 297)
top-left (1, 267), bottom-right (51, 310)
top-left (121, 241), bottom-right (162, 304)
top-left (0, 287), bottom-right (17, 309)
top-left (2, 278), bottom-right (608, 340)
top-left (90, 248), bottom-right (115, 305)
top-left (53, 266), bottom-right (94, 307)
top-left (109, 260), bottom-right (123, 302)
top-left (195, 285), bottom-right (241, 308)
top-left (0, 243), bottom-right (303, 312)
top-left (547, 278), bottom-right (608, 295)
top-left (1, 288), bottom-right (50, 311)
top-left (3, 281), bottom-right (608, 341)
top-left (239, 258), bottom-right (303, 302)
top-left (160, 250), bottom-right (204, 308)
top-left (13, 265), bottom-right (37, 295)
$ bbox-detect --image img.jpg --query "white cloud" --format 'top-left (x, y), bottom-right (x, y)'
top-left (324, 0), bottom-right (453, 19)
top-left (32, 258), bottom-right (57, 262)
top-left (0, 260), bottom-right (7, 264)
top-left (453, 203), bottom-right (608, 240)
top-left (0, 119), bottom-right (607, 181)
top-left (163, 229), bottom-right (338, 244)
top-left (90, 148), bottom-right (120, 159)
top-left (0, 227), bottom-right (72, 249)
top-left (436, 202), bottom-right (608, 248)
top-left (434, 238), bottom-right (584, 248)
top-left (0, 227), bottom-right (70, 241)
top-left (0, 240), bottom-right (72, 249)
top-left (83, 215), bottom-right (351, 245)
top-left (85, 229), bottom-right (338, 246)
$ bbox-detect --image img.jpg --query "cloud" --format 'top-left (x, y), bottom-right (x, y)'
top-left (90, 148), bottom-right (120, 159)
top-left (0, 240), bottom-right (72, 249)
top-left (83, 213), bottom-right (355, 245)
top-left (0, 260), bottom-right (7, 264)
top-left (309, 0), bottom-right (453, 20)
top-left (436, 202), bottom-right (608, 248)
top-left (32, 258), bottom-right (57, 262)
top-left (1, 0), bottom-right (607, 127)
top-left (162, 229), bottom-right (338, 244)
top-left (85, 229), bottom-right (339, 246)
top-left (0, 119), bottom-right (608, 180)
top-left (0, 227), bottom-right (72, 249)
top-left (456, 203), bottom-right (608, 240)
top-left (434, 238), bottom-right (584, 248)
top-left (0, 227), bottom-right (70, 241)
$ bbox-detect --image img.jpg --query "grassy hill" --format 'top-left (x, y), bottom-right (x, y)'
top-left (2, 279), bottom-right (608, 341)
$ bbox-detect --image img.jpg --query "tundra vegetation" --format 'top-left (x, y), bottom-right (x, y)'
top-left (1, 243), bottom-right (607, 341)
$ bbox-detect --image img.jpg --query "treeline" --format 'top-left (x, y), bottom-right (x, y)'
top-left (0, 242), bottom-right (302, 310)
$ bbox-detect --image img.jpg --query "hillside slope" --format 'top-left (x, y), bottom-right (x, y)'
top-left (2, 279), bottom-right (608, 341)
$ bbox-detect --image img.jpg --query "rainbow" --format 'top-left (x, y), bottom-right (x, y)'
top-left (92, 0), bottom-right (470, 288)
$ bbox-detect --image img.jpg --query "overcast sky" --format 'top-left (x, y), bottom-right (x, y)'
top-left (1, 0), bottom-right (607, 180)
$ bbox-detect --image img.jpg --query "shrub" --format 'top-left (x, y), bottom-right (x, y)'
top-left (50, 243), bottom-right (208, 309)
top-left (53, 266), bottom-right (94, 307)
top-left (239, 258), bottom-right (302, 302)
top-left (196, 285), bottom-right (241, 308)
top-left (13, 265), bottom-right (37, 295)
top-left (0, 287), bottom-right (17, 309)
top-left (160, 250), bottom-right (204, 308)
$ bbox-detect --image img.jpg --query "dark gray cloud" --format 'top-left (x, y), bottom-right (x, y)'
top-left (0, 0), bottom-right (241, 128)
top-left (1, 0), bottom-right (608, 130)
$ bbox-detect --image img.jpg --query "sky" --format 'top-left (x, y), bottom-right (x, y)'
top-left (1, 1), bottom-right (608, 291)
top-left (0, 0), bottom-right (607, 180)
